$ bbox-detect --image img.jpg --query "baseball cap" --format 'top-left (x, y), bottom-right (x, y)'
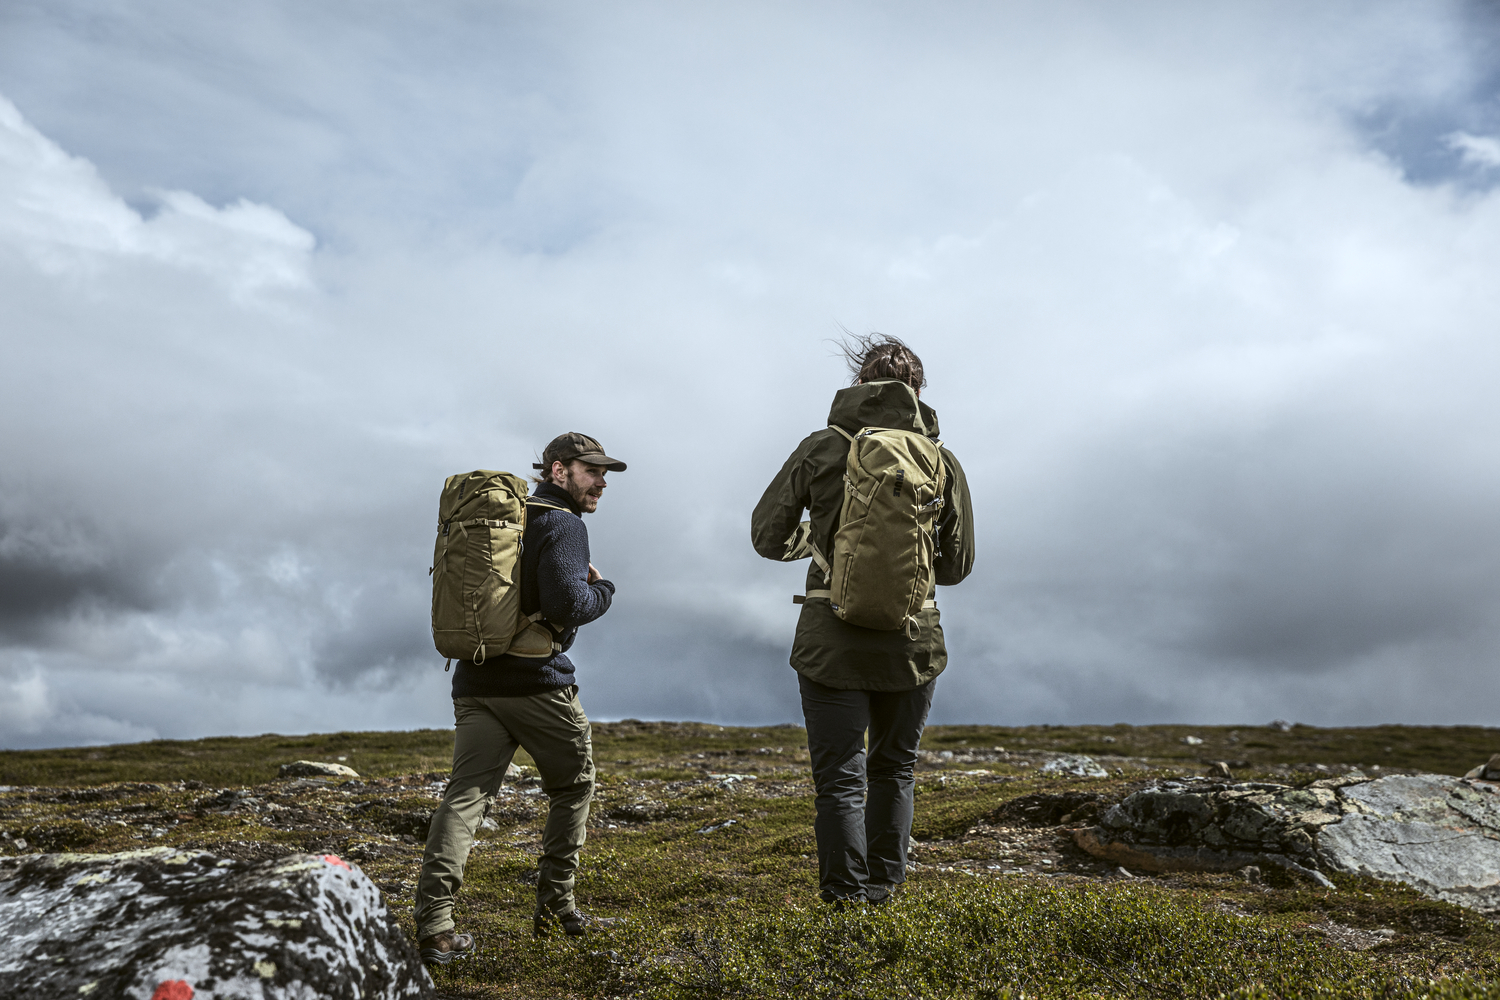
top-left (533, 432), bottom-right (627, 473)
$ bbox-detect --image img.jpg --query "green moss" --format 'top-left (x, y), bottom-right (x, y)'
top-left (625, 881), bottom-right (1395, 999)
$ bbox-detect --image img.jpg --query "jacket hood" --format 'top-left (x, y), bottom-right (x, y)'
top-left (827, 380), bottom-right (940, 438)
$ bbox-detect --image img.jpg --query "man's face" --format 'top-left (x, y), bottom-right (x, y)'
top-left (551, 459), bottom-right (608, 513)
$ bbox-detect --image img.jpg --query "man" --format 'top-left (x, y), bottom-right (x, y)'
top-left (751, 336), bottom-right (974, 906)
top-left (416, 432), bottom-right (625, 963)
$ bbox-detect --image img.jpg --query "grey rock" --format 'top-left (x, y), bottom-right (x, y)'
top-left (696, 819), bottom-right (737, 834)
top-left (1319, 774), bottom-right (1500, 914)
top-left (0, 847), bottom-right (433, 997)
top-left (1462, 754), bottom-right (1500, 781)
top-left (278, 760), bottom-right (360, 779)
top-left (1039, 754), bottom-right (1108, 778)
top-left (1073, 774), bottom-right (1500, 912)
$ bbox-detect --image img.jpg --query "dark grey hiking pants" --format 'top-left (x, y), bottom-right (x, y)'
top-left (798, 673), bottom-right (936, 903)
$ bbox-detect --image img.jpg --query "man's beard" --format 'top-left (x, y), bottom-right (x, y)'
top-left (564, 473), bottom-right (601, 512)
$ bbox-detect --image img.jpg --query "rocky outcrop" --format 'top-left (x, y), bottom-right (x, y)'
top-left (0, 847), bottom-right (433, 998)
top-left (1319, 774), bottom-right (1500, 914)
top-left (1073, 774), bottom-right (1500, 913)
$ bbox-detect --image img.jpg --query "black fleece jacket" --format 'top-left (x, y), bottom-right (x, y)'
top-left (451, 481), bottom-right (615, 697)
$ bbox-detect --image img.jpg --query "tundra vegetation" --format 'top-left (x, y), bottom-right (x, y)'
top-left (2, 722), bottom-right (1498, 999)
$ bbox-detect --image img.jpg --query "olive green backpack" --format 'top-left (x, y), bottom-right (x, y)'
top-left (430, 470), bottom-right (568, 666)
top-left (796, 426), bottom-right (946, 634)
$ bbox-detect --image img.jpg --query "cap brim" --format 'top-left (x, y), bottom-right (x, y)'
top-left (575, 451), bottom-right (627, 472)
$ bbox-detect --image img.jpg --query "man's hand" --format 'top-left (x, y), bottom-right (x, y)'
top-left (587, 563), bottom-right (602, 584)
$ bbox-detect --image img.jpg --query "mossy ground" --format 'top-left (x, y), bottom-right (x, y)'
top-left (2, 722), bottom-right (1497, 998)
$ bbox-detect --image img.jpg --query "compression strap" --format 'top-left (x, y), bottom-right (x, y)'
top-left (451, 518), bottom-right (523, 531)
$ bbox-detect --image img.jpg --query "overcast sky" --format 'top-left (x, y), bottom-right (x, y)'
top-left (3, 1), bottom-right (1500, 748)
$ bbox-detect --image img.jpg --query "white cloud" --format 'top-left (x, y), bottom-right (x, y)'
top-left (0, 94), bottom-right (312, 297)
top-left (1446, 130), bottom-right (1500, 169)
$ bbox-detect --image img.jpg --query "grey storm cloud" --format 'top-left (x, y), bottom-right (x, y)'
top-left (3, 0), bottom-right (1500, 748)
top-left (0, 536), bottom-right (153, 642)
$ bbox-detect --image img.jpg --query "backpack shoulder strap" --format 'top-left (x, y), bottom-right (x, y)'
top-left (792, 427), bottom-right (850, 581)
top-left (525, 496), bottom-right (575, 515)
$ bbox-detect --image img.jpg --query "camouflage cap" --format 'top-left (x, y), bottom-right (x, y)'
top-left (533, 432), bottom-right (627, 473)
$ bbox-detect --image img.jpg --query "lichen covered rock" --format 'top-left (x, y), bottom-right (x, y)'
top-left (0, 847), bottom-right (433, 998)
top-left (1074, 774), bottom-right (1500, 913)
top-left (1039, 754), bottom-right (1108, 778)
top-left (1320, 774), bottom-right (1500, 914)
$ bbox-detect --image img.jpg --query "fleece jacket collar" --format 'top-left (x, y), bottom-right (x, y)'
top-left (531, 480), bottom-right (583, 516)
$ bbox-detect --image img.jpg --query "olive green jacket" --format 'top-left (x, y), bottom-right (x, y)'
top-left (751, 380), bottom-right (976, 690)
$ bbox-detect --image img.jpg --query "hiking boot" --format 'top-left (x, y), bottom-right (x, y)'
top-left (534, 908), bottom-right (622, 937)
top-left (418, 930), bottom-right (474, 965)
top-left (866, 883), bottom-right (895, 906)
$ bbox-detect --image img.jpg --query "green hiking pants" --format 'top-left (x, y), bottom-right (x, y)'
top-left (414, 687), bottom-right (595, 938)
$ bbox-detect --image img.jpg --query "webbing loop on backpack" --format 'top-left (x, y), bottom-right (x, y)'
top-left (903, 599), bottom-right (941, 637)
top-left (843, 474), bottom-right (875, 507)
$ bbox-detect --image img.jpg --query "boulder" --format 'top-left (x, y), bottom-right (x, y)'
top-left (1073, 774), bottom-right (1500, 913)
top-left (0, 847), bottom-right (433, 998)
top-left (1319, 774), bottom-right (1500, 914)
top-left (278, 760), bottom-right (360, 779)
